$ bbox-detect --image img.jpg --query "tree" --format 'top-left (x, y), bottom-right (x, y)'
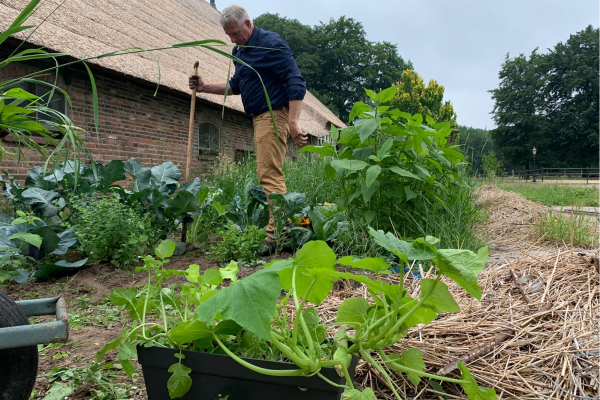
top-left (390, 70), bottom-right (458, 127)
top-left (490, 25), bottom-right (599, 168)
top-left (254, 14), bottom-right (412, 122)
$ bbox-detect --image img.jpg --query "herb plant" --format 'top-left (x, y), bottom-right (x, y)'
top-left (100, 232), bottom-right (497, 400)
top-left (210, 221), bottom-right (266, 264)
top-left (70, 193), bottom-right (160, 268)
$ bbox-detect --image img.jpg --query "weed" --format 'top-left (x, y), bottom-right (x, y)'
top-left (533, 207), bottom-right (599, 248)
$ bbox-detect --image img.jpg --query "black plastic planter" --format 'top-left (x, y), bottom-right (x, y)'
top-left (137, 346), bottom-right (358, 400)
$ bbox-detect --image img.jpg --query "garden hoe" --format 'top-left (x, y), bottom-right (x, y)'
top-left (181, 61), bottom-right (199, 245)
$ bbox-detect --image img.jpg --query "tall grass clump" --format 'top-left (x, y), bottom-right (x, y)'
top-left (393, 174), bottom-right (484, 250)
top-left (533, 207), bottom-right (599, 248)
top-left (283, 154), bottom-right (344, 204)
top-left (199, 154), bottom-right (343, 207)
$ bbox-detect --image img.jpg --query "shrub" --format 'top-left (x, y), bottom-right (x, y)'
top-left (70, 193), bottom-right (160, 267)
top-left (209, 222), bottom-right (266, 264)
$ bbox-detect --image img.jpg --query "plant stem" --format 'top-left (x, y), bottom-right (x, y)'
top-left (377, 350), bottom-right (468, 384)
top-left (316, 372), bottom-right (350, 389)
top-left (270, 331), bottom-right (312, 367)
top-left (380, 274), bottom-right (441, 345)
top-left (291, 266), bottom-right (316, 357)
top-left (212, 334), bottom-right (305, 377)
top-left (361, 349), bottom-right (403, 400)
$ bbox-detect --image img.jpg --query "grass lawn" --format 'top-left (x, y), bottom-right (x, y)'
top-left (494, 180), bottom-right (599, 207)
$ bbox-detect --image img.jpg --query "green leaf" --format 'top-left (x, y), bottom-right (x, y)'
top-left (354, 118), bottom-right (381, 143)
top-left (365, 165), bottom-right (381, 188)
top-left (342, 388), bottom-right (377, 399)
top-left (377, 138), bottom-right (394, 159)
top-left (376, 86), bottom-right (397, 104)
top-left (294, 240), bottom-right (336, 270)
top-left (349, 102), bottom-right (372, 123)
top-left (434, 247), bottom-right (489, 300)
top-left (42, 382), bottom-right (74, 400)
top-left (331, 159), bottom-right (369, 171)
top-left (151, 162), bottom-right (181, 186)
top-left (214, 319), bottom-right (242, 335)
top-left (167, 362), bottom-right (193, 398)
top-left (278, 241), bottom-right (337, 305)
top-left (426, 114), bottom-right (436, 127)
top-left (165, 191), bottom-right (200, 219)
top-left (398, 297), bottom-right (437, 328)
top-left (458, 362), bottom-right (498, 400)
top-left (49, 227), bottom-right (77, 255)
top-left (180, 177), bottom-right (201, 196)
top-left (97, 160), bottom-right (126, 191)
top-left (421, 279), bottom-right (460, 313)
top-left (361, 179), bottom-right (379, 203)
top-left (24, 166), bottom-right (58, 191)
top-left (404, 187), bottom-right (417, 201)
top-left (9, 232), bottom-right (42, 248)
top-left (156, 239), bottom-right (176, 260)
top-left (389, 348), bottom-right (426, 385)
top-left (108, 288), bottom-right (140, 319)
top-left (389, 166), bottom-right (422, 181)
top-left (34, 259), bottom-right (87, 280)
top-left (337, 297), bottom-right (369, 325)
top-left (96, 331), bottom-right (124, 362)
top-left (368, 228), bottom-right (410, 262)
top-left (170, 320), bottom-right (211, 344)
top-left (300, 307), bottom-right (327, 345)
top-left (21, 188), bottom-right (61, 217)
top-left (364, 89), bottom-right (378, 102)
top-left (125, 158), bottom-right (152, 192)
top-left (337, 256), bottom-right (389, 273)
top-left (32, 226), bottom-right (60, 254)
top-left (297, 143), bottom-right (337, 158)
top-left (197, 266), bottom-right (286, 340)
top-left (219, 261), bottom-right (239, 283)
top-left (352, 147), bottom-right (373, 161)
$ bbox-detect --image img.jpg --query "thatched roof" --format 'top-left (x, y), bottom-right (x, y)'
top-left (0, 0), bottom-right (346, 136)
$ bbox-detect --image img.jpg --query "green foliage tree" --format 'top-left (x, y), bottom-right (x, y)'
top-left (490, 25), bottom-right (599, 168)
top-left (481, 150), bottom-right (504, 179)
top-left (253, 13), bottom-right (412, 122)
top-left (390, 70), bottom-right (458, 127)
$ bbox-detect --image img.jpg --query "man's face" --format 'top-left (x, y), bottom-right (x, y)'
top-left (223, 20), bottom-right (253, 46)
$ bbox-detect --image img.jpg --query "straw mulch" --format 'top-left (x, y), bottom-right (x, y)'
top-left (320, 249), bottom-right (599, 400)
top-left (316, 186), bottom-right (599, 399)
top-left (475, 184), bottom-right (549, 251)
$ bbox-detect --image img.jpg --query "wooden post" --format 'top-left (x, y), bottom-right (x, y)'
top-left (182, 61), bottom-right (199, 244)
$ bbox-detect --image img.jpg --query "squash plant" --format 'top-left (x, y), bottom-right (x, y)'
top-left (99, 232), bottom-right (497, 400)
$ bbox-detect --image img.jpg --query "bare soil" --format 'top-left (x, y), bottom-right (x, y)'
top-left (2, 244), bottom-right (271, 399)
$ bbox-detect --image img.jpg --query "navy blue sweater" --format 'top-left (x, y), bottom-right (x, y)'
top-left (229, 27), bottom-right (306, 115)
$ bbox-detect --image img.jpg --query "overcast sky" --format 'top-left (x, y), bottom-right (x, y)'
top-left (234, 0), bottom-right (598, 129)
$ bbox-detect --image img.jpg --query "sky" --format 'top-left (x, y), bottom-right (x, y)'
top-left (234, 0), bottom-right (599, 130)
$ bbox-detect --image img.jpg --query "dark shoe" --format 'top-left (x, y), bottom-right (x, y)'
top-left (261, 241), bottom-right (276, 257)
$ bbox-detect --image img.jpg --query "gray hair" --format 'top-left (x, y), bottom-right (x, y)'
top-left (220, 4), bottom-right (250, 27)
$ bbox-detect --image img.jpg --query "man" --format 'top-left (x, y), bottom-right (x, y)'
top-left (189, 4), bottom-right (308, 255)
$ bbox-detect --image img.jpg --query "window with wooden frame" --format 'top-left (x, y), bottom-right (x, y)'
top-left (198, 122), bottom-right (220, 153)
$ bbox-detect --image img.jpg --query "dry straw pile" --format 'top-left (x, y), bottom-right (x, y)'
top-left (318, 185), bottom-right (599, 399)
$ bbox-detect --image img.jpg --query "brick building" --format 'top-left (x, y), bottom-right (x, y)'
top-left (0, 0), bottom-right (345, 179)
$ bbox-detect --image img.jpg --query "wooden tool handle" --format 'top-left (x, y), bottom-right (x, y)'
top-left (185, 61), bottom-right (200, 182)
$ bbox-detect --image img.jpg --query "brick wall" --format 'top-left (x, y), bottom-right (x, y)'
top-left (1, 62), bottom-right (271, 181)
